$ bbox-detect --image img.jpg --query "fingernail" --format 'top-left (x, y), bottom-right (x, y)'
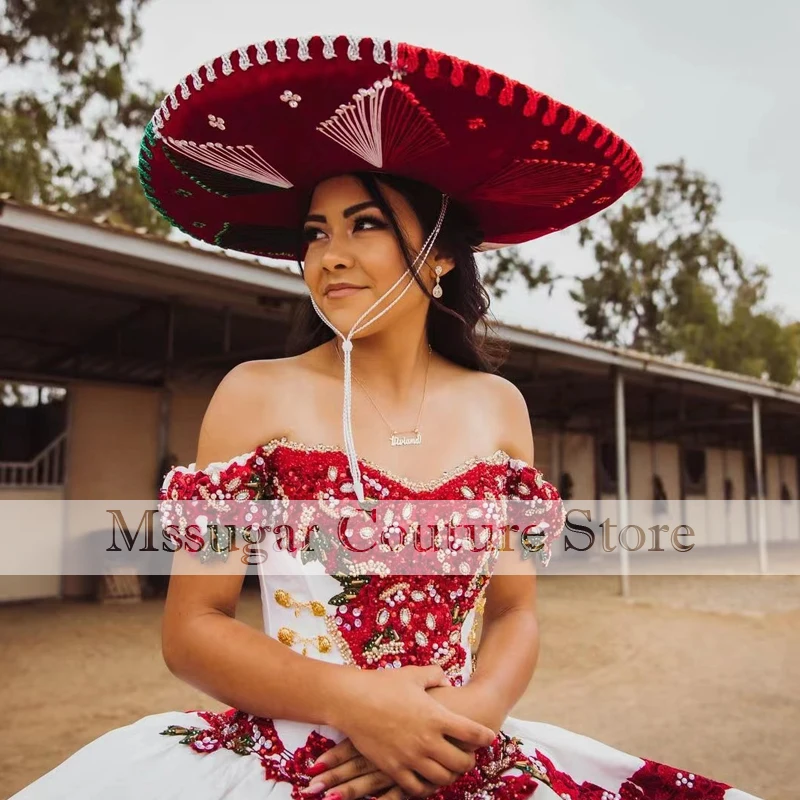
top-left (301, 781), bottom-right (325, 795)
top-left (323, 793), bottom-right (342, 800)
top-left (307, 762), bottom-right (329, 776)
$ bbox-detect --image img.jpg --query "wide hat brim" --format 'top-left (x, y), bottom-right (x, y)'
top-left (139, 35), bottom-right (642, 261)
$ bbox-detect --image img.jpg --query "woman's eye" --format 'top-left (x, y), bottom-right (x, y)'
top-left (302, 226), bottom-right (323, 242)
top-left (353, 215), bottom-right (387, 231)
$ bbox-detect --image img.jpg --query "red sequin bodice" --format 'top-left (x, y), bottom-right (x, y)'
top-left (158, 438), bottom-right (565, 800)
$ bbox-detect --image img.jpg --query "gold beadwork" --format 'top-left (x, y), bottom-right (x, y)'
top-left (379, 581), bottom-right (410, 601)
top-left (168, 436), bottom-right (513, 494)
top-left (468, 590), bottom-right (487, 651)
top-left (276, 626), bottom-right (332, 656)
top-left (274, 589), bottom-right (326, 617)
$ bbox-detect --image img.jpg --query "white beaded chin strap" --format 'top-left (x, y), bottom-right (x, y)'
top-left (307, 193), bottom-right (450, 509)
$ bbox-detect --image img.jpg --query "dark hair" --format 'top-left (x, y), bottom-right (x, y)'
top-left (284, 171), bottom-right (508, 372)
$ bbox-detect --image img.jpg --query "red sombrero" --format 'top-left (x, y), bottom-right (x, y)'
top-left (139, 34), bottom-right (642, 260)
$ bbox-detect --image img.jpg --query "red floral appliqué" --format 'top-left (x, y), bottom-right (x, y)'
top-left (163, 713), bottom-right (545, 800)
top-left (620, 759), bottom-right (730, 800)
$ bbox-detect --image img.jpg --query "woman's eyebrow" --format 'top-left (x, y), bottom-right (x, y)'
top-left (304, 201), bottom-right (380, 223)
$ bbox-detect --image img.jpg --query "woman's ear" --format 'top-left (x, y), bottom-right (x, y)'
top-left (429, 250), bottom-right (456, 278)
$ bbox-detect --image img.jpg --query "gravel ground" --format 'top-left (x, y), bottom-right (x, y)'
top-left (2, 575), bottom-right (796, 799)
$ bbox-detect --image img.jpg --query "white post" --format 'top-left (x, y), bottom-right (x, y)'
top-left (615, 369), bottom-right (630, 597)
top-left (752, 397), bottom-right (768, 574)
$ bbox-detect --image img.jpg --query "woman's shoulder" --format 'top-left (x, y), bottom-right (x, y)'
top-left (452, 369), bottom-right (535, 464)
top-left (193, 354), bottom-right (318, 470)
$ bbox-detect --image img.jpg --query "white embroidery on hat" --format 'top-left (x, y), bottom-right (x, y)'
top-left (347, 36), bottom-right (362, 61)
top-left (472, 158), bottom-right (609, 208)
top-left (321, 35), bottom-right (337, 59)
top-left (317, 78), bottom-right (447, 169)
top-left (297, 37), bottom-right (312, 61)
top-left (255, 42), bottom-right (269, 65)
top-left (275, 38), bottom-right (289, 62)
top-left (149, 37), bottom-right (404, 138)
top-left (208, 115), bottom-right (225, 130)
top-left (373, 39), bottom-right (388, 64)
top-left (163, 138), bottom-right (294, 189)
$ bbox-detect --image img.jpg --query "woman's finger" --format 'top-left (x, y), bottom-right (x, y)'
top-left (315, 769), bottom-right (394, 800)
top-left (393, 768), bottom-right (436, 798)
top-left (308, 738), bottom-right (360, 774)
top-left (410, 757), bottom-right (462, 788)
top-left (302, 753), bottom-right (377, 796)
top-left (376, 788), bottom-right (407, 800)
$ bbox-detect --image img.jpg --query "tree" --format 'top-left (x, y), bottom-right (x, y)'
top-left (0, 0), bottom-right (169, 234)
top-left (479, 247), bottom-right (559, 300)
top-left (572, 160), bottom-right (798, 385)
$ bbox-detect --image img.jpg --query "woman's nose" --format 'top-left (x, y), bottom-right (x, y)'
top-left (320, 235), bottom-right (355, 271)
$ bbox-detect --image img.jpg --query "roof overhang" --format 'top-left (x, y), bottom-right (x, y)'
top-left (2, 198), bottom-right (799, 407)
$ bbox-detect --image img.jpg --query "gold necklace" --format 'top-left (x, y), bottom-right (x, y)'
top-left (334, 340), bottom-right (432, 447)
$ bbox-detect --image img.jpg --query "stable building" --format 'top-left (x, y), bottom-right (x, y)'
top-left (1, 197), bottom-right (798, 602)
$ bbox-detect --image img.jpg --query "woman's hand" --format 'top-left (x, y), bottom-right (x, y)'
top-left (326, 665), bottom-right (495, 798)
top-left (307, 679), bottom-right (502, 799)
top-left (300, 738), bottom-right (410, 799)
top-left (425, 681), bottom-right (507, 735)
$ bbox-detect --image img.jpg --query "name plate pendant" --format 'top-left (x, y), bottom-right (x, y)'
top-left (390, 430), bottom-right (422, 447)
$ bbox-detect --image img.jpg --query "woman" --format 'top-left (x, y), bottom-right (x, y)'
top-left (12, 35), bottom-right (762, 800)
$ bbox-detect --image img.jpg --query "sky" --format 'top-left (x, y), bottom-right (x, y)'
top-left (131, 0), bottom-right (800, 339)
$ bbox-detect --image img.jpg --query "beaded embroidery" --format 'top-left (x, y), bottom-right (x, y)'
top-left (161, 711), bottom-right (548, 800)
top-left (157, 442), bottom-right (569, 799)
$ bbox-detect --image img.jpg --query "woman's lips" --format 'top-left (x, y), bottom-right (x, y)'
top-left (325, 286), bottom-right (365, 299)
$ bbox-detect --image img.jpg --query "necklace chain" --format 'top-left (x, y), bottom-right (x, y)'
top-left (334, 340), bottom-right (432, 446)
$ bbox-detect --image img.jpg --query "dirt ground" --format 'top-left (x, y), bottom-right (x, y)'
top-left (2, 575), bottom-right (797, 800)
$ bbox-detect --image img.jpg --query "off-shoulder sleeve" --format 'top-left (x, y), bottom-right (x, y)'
top-left (505, 459), bottom-right (565, 567)
top-left (158, 447), bottom-right (273, 561)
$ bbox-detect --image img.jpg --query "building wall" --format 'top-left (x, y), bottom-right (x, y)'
top-left (61, 382), bottom-right (163, 598)
top-left (167, 381), bottom-right (215, 469)
top-left (0, 486), bottom-right (65, 602)
top-left (0, 381), bottom-right (216, 603)
top-left (629, 440), bottom-right (680, 501)
top-left (545, 433), bottom-right (799, 546)
top-left (779, 455), bottom-right (800, 541)
top-left (66, 382), bottom-right (163, 500)
top-left (562, 432), bottom-right (595, 500)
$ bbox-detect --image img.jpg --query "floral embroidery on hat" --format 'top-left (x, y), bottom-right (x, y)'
top-left (281, 89), bottom-right (302, 108)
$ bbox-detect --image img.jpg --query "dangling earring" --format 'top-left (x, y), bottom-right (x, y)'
top-left (432, 265), bottom-right (444, 299)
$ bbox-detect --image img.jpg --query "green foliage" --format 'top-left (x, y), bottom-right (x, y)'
top-left (571, 160), bottom-right (799, 385)
top-left (479, 246), bottom-right (560, 300)
top-left (0, 0), bottom-right (169, 234)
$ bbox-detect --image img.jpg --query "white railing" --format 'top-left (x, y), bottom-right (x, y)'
top-left (0, 432), bottom-right (68, 487)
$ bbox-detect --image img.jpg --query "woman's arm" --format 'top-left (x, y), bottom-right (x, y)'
top-left (455, 375), bottom-right (541, 728)
top-left (161, 362), bottom-right (495, 797)
top-left (446, 575), bottom-right (539, 731)
top-left (161, 361), bottom-right (357, 725)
